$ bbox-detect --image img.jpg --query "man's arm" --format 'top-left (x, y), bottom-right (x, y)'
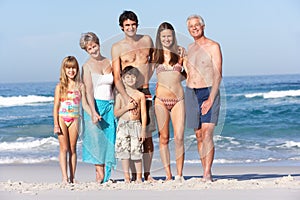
top-left (111, 43), bottom-right (131, 104)
top-left (210, 42), bottom-right (222, 99)
top-left (146, 36), bottom-right (155, 80)
top-left (139, 93), bottom-right (147, 142)
top-left (113, 94), bottom-right (123, 118)
top-left (201, 41), bottom-right (222, 115)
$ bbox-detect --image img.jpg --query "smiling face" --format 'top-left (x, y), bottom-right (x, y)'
top-left (187, 17), bottom-right (205, 39)
top-left (160, 29), bottom-right (174, 49)
top-left (122, 73), bottom-right (137, 87)
top-left (122, 19), bottom-right (138, 37)
top-left (85, 41), bottom-right (100, 58)
top-left (60, 56), bottom-right (80, 83)
top-left (64, 65), bottom-right (78, 80)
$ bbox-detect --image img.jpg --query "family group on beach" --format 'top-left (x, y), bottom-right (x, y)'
top-left (53, 10), bottom-right (223, 185)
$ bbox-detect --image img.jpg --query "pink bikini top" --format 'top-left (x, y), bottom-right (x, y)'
top-left (156, 63), bottom-right (184, 75)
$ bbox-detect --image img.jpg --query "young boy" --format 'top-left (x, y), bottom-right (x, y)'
top-left (114, 66), bottom-right (147, 183)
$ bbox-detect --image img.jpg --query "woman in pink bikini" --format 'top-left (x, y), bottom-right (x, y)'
top-left (53, 56), bottom-right (87, 184)
top-left (152, 22), bottom-right (186, 182)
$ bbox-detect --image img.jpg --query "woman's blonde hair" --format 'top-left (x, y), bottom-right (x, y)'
top-left (79, 32), bottom-right (100, 50)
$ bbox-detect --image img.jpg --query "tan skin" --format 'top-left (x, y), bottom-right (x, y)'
top-left (154, 28), bottom-right (185, 181)
top-left (111, 18), bottom-right (155, 181)
top-left (112, 19), bottom-right (153, 99)
top-left (82, 41), bottom-right (113, 183)
top-left (53, 66), bottom-right (88, 184)
top-left (185, 17), bottom-right (222, 181)
top-left (114, 73), bottom-right (146, 183)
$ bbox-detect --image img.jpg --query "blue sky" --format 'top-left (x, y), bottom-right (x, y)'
top-left (0, 0), bottom-right (299, 83)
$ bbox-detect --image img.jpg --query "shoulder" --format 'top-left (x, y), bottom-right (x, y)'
top-left (136, 90), bottom-right (145, 99)
top-left (140, 34), bottom-right (153, 45)
top-left (204, 39), bottom-right (221, 57)
top-left (111, 40), bottom-right (126, 56)
top-left (112, 39), bottom-right (125, 49)
top-left (54, 83), bottom-right (61, 95)
top-left (55, 83), bottom-right (60, 90)
top-left (206, 38), bottom-right (220, 49)
top-left (82, 62), bottom-right (91, 71)
top-left (142, 34), bottom-right (152, 42)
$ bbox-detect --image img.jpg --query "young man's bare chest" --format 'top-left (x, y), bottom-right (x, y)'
top-left (120, 48), bottom-right (150, 69)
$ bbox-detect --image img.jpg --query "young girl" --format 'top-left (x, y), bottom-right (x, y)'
top-left (53, 56), bottom-right (87, 184)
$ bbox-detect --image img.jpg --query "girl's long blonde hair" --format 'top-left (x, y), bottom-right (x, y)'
top-left (59, 56), bottom-right (80, 98)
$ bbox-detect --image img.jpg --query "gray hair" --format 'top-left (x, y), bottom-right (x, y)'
top-left (186, 14), bottom-right (205, 26)
top-left (79, 32), bottom-right (100, 50)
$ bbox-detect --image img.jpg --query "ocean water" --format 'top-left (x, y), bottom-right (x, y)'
top-left (0, 74), bottom-right (299, 167)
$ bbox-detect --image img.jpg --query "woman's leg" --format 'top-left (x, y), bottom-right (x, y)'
top-left (95, 164), bottom-right (105, 183)
top-left (170, 100), bottom-right (185, 177)
top-left (155, 99), bottom-right (172, 180)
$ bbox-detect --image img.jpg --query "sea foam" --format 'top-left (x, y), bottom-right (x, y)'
top-left (245, 89), bottom-right (300, 99)
top-left (0, 137), bottom-right (58, 151)
top-left (0, 95), bottom-right (53, 107)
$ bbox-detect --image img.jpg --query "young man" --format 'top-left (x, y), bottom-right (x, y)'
top-left (111, 10), bottom-right (155, 182)
top-left (185, 14), bottom-right (223, 182)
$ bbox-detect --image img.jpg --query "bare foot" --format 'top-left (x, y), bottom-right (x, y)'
top-left (145, 175), bottom-right (156, 183)
top-left (124, 178), bottom-right (131, 184)
top-left (108, 179), bottom-right (117, 183)
top-left (201, 175), bottom-right (213, 182)
top-left (71, 178), bottom-right (79, 184)
top-left (96, 178), bottom-right (103, 184)
top-left (131, 174), bottom-right (137, 182)
top-left (134, 179), bottom-right (143, 184)
top-left (164, 176), bottom-right (173, 182)
top-left (174, 175), bottom-right (185, 183)
top-left (61, 177), bottom-right (69, 185)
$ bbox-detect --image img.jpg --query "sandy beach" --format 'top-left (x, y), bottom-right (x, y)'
top-left (0, 162), bottom-right (299, 200)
